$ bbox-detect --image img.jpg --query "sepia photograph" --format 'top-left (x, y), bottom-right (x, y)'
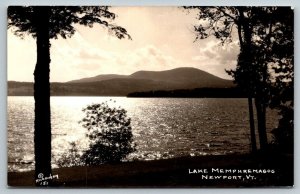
top-left (7, 6), bottom-right (294, 187)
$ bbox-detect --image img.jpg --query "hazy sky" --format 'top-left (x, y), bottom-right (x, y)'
top-left (7, 7), bottom-right (240, 82)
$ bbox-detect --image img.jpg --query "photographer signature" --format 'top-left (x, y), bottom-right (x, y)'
top-left (35, 173), bottom-right (59, 185)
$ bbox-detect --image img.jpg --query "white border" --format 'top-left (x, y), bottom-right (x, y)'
top-left (1, 1), bottom-right (298, 194)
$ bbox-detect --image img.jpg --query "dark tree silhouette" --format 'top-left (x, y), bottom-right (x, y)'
top-left (184, 6), bottom-right (293, 152)
top-left (8, 6), bottom-right (131, 185)
top-left (184, 6), bottom-right (258, 152)
top-left (246, 7), bottom-right (293, 152)
top-left (230, 7), bottom-right (293, 152)
top-left (57, 101), bottom-right (136, 167)
top-left (80, 102), bottom-right (136, 165)
top-left (261, 8), bottom-right (294, 153)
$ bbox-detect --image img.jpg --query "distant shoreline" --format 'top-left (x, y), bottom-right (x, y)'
top-left (8, 67), bottom-right (235, 96)
top-left (127, 88), bottom-right (247, 98)
top-left (8, 80), bottom-right (247, 98)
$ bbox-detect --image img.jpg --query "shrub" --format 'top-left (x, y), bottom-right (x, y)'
top-left (270, 105), bottom-right (294, 154)
top-left (57, 141), bottom-right (84, 167)
top-left (80, 101), bottom-right (136, 165)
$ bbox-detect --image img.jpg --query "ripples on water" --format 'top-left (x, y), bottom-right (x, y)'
top-left (7, 97), bottom-right (278, 172)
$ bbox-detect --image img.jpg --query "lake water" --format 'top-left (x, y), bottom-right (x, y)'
top-left (7, 97), bottom-right (278, 172)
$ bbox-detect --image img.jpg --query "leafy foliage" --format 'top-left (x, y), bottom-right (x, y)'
top-left (57, 142), bottom-right (84, 167)
top-left (251, 8), bottom-right (294, 153)
top-left (80, 101), bottom-right (136, 165)
top-left (270, 105), bottom-right (293, 153)
top-left (185, 6), bottom-right (294, 152)
top-left (8, 6), bottom-right (131, 40)
top-left (58, 101), bottom-right (136, 167)
top-left (8, 6), bottom-right (131, 184)
top-left (183, 6), bottom-right (238, 45)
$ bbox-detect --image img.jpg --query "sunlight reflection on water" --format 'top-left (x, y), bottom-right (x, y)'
top-left (7, 97), bottom-right (278, 172)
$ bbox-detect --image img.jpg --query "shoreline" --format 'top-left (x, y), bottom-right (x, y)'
top-left (8, 153), bottom-right (293, 187)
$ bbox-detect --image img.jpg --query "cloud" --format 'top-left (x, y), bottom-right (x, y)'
top-left (204, 50), bottom-right (215, 59)
top-left (78, 50), bottom-right (107, 60)
top-left (102, 45), bottom-right (180, 75)
top-left (50, 41), bottom-right (181, 80)
top-left (189, 40), bottom-right (239, 79)
top-left (215, 42), bottom-right (240, 64)
top-left (126, 45), bottom-right (179, 70)
top-left (75, 63), bottom-right (102, 70)
top-left (8, 7), bottom-right (240, 82)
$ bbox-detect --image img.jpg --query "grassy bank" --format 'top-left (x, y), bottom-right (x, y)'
top-left (7, 153), bottom-right (293, 188)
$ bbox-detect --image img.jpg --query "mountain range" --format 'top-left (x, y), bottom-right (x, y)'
top-left (8, 67), bottom-right (234, 96)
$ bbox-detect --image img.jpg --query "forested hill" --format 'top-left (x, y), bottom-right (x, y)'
top-left (8, 67), bottom-right (235, 96)
top-left (68, 67), bottom-right (233, 87)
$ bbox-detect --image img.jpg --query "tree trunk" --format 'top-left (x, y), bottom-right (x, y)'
top-left (237, 8), bottom-right (257, 153)
top-left (248, 97), bottom-right (257, 152)
top-left (33, 6), bottom-right (52, 186)
top-left (255, 96), bottom-right (268, 151)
